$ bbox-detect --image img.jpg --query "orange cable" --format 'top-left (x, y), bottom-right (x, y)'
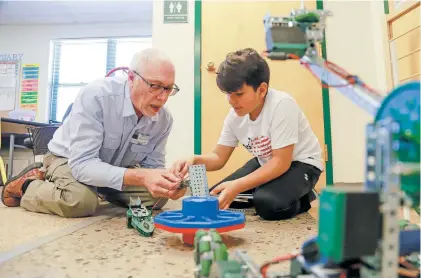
top-left (260, 253), bottom-right (298, 278)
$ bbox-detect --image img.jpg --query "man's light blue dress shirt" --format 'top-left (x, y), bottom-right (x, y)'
top-left (48, 76), bottom-right (173, 191)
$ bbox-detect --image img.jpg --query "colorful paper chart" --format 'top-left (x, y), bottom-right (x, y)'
top-left (20, 64), bottom-right (39, 110)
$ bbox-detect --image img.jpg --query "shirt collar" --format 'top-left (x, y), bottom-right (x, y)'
top-left (122, 79), bottom-right (159, 122)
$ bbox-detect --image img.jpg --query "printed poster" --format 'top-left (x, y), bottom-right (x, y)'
top-left (20, 64), bottom-right (39, 110)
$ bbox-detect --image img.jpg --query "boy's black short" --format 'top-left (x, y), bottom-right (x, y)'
top-left (209, 158), bottom-right (322, 221)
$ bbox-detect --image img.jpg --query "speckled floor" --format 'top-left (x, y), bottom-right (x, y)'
top-left (0, 201), bottom-right (119, 253)
top-left (0, 195), bottom-right (318, 278)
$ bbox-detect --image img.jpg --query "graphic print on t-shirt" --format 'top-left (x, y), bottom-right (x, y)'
top-left (243, 136), bottom-right (272, 159)
top-left (217, 88), bottom-right (324, 170)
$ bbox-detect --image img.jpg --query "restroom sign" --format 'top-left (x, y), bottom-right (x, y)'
top-left (164, 0), bottom-right (188, 23)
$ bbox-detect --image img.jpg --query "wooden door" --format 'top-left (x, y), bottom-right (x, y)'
top-left (201, 1), bottom-right (327, 191)
top-left (383, 1), bottom-right (420, 90)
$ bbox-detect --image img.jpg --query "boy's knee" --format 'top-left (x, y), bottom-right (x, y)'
top-left (253, 192), bottom-right (299, 221)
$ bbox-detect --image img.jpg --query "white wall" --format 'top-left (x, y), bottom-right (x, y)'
top-left (0, 0), bottom-right (195, 169)
top-left (152, 0), bottom-right (195, 167)
top-left (324, 0), bottom-right (388, 183)
top-left (0, 23), bottom-right (152, 122)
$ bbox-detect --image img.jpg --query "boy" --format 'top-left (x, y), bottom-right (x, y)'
top-left (171, 48), bottom-right (323, 220)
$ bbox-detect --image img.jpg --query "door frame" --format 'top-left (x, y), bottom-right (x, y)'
top-left (193, 0), bottom-right (334, 186)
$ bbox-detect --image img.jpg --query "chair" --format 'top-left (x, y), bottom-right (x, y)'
top-left (25, 125), bottom-right (61, 156)
top-left (22, 103), bottom-right (72, 152)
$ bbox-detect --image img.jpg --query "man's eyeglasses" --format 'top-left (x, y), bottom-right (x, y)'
top-left (132, 70), bottom-right (180, 96)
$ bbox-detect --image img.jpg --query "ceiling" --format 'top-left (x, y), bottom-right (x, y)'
top-left (0, 1), bottom-right (153, 25)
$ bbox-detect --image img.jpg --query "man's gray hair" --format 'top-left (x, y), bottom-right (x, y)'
top-left (129, 48), bottom-right (173, 74)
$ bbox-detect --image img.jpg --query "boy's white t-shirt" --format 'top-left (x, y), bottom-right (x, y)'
top-left (217, 88), bottom-right (324, 171)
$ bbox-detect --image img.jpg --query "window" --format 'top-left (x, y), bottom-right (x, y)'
top-left (49, 37), bottom-right (152, 122)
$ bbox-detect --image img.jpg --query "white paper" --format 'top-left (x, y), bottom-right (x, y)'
top-left (0, 75), bottom-right (16, 88)
top-left (0, 88), bottom-right (16, 111)
top-left (0, 61), bottom-right (18, 111)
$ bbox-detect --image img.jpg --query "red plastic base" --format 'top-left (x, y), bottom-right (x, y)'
top-left (155, 223), bottom-right (245, 245)
top-left (182, 233), bottom-right (195, 245)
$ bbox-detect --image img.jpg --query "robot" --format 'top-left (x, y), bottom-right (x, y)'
top-left (154, 165), bottom-right (246, 246)
top-left (193, 7), bottom-right (420, 278)
top-left (126, 197), bottom-right (155, 237)
top-left (126, 165), bottom-right (246, 243)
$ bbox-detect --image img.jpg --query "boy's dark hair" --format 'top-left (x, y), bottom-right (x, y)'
top-left (216, 48), bottom-right (270, 94)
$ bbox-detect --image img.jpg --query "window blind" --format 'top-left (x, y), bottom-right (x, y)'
top-left (49, 37), bottom-right (152, 122)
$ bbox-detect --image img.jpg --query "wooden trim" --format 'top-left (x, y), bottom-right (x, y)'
top-left (383, 1), bottom-right (419, 90)
top-left (382, 18), bottom-right (395, 91)
top-left (386, 1), bottom-right (420, 23)
top-left (397, 48), bottom-right (420, 60)
top-left (400, 72), bottom-right (421, 82)
top-left (390, 25), bottom-right (420, 41)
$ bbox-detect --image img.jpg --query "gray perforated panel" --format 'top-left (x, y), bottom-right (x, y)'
top-left (188, 164), bottom-right (209, 196)
top-left (228, 208), bottom-right (256, 216)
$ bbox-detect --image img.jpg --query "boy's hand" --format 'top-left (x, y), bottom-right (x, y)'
top-left (169, 158), bottom-right (193, 179)
top-left (210, 181), bottom-right (240, 210)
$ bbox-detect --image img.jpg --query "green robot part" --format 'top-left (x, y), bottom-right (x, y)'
top-left (126, 197), bottom-right (155, 237)
top-left (264, 9), bottom-right (332, 59)
top-left (194, 229), bottom-right (242, 278)
top-left (295, 12), bottom-right (320, 23)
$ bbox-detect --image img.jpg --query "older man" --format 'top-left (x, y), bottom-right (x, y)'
top-left (1, 48), bottom-right (186, 218)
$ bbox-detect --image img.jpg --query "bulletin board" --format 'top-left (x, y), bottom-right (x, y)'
top-left (0, 60), bottom-right (20, 112)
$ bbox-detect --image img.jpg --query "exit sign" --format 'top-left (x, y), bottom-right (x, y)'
top-left (164, 0), bottom-right (188, 23)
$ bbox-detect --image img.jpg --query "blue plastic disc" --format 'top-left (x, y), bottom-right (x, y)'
top-left (154, 196), bottom-right (246, 229)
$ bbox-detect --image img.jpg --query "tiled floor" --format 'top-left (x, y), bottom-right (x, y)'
top-left (0, 194), bottom-right (319, 278)
top-left (0, 199), bottom-right (122, 253)
top-left (0, 185), bottom-right (418, 278)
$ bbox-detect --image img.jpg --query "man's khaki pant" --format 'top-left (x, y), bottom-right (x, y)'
top-left (20, 152), bottom-right (167, 218)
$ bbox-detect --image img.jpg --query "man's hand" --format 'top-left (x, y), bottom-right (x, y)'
top-left (167, 186), bottom-right (187, 200)
top-left (210, 180), bottom-right (240, 210)
top-left (142, 169), bottom-right (182, 198)
top-left (169, 157), bottom-right (194, 179)
top-left (136, 169), bottom-right (188, 200)
top-left (124, 168), bottom-right (182, 198)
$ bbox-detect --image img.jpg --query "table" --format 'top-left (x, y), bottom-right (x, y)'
top-left (0, 118), bottom-right (53, 180)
